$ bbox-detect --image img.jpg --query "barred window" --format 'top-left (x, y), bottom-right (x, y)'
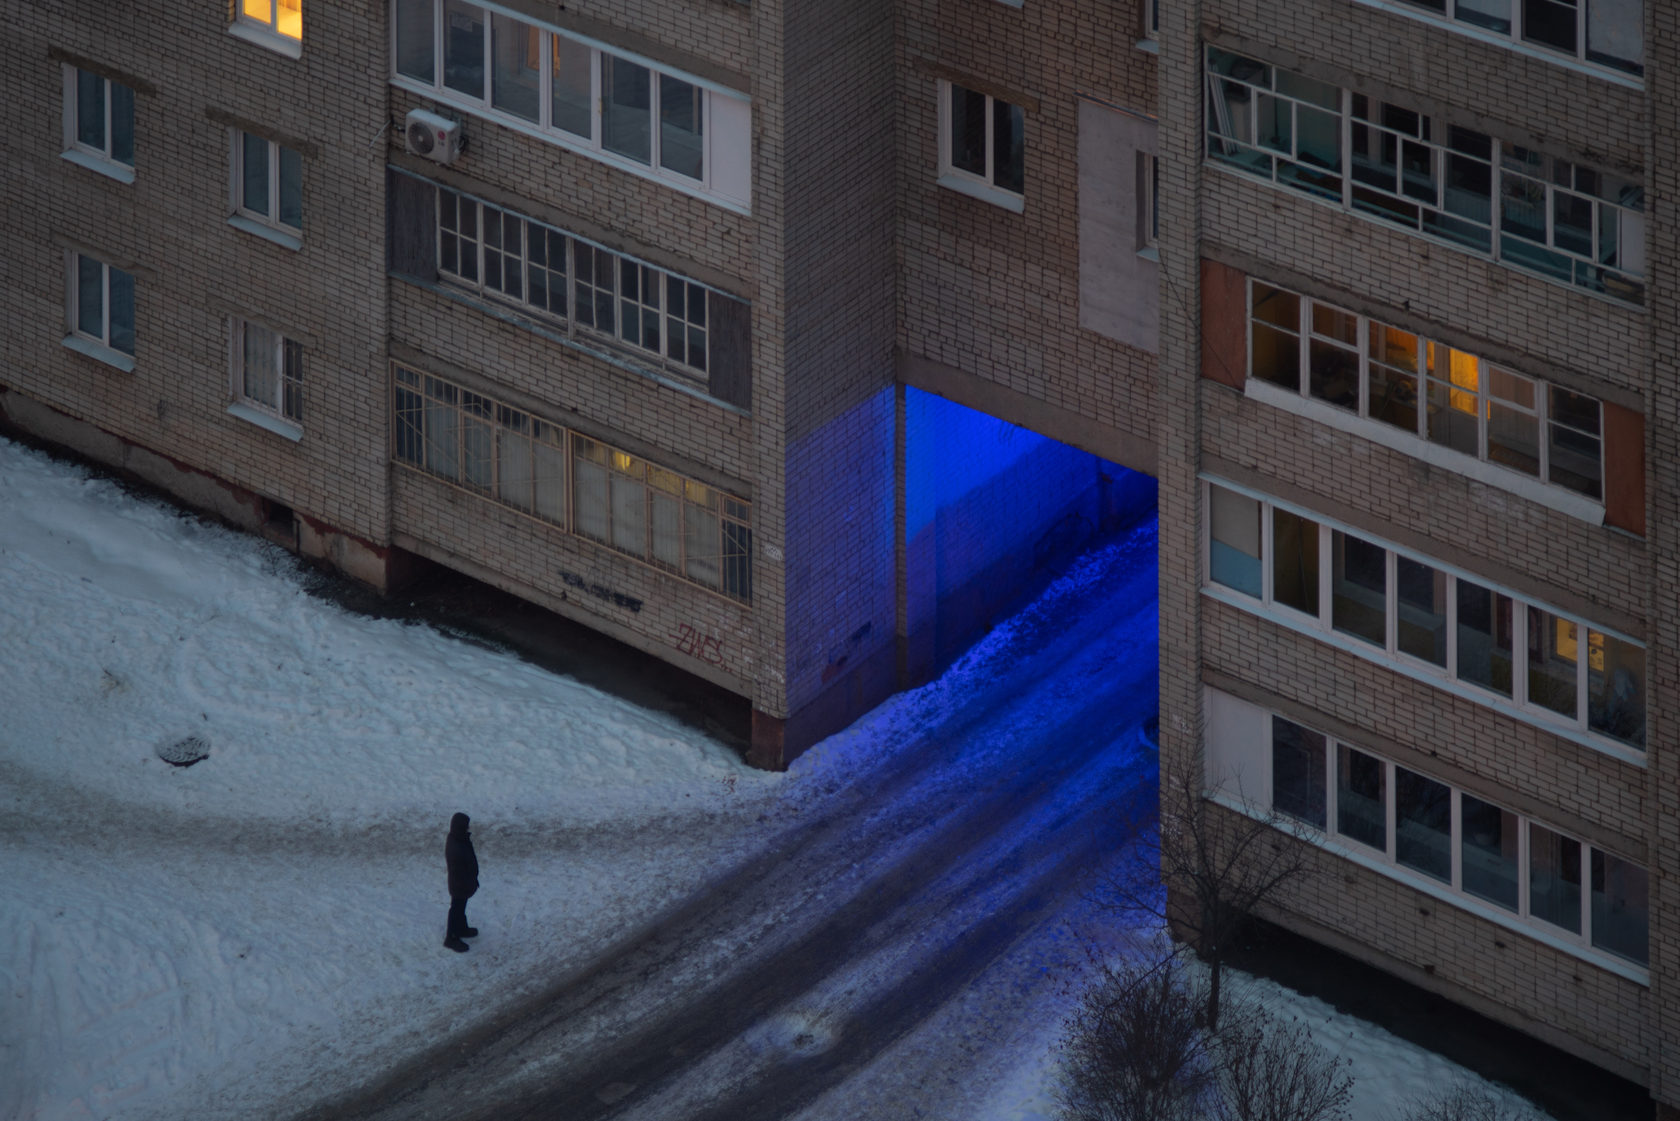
top-left (394, 367), bottom-right (750, 600)
top-left (394, 368), bottom-right (568, 526)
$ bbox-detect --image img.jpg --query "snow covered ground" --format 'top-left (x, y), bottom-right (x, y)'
top-left (0, 434), bottom-right (1551, 1120)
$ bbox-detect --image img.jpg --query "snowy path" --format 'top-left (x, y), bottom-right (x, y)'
top-left (3, 436), bottom-right (1558, 1121)
top-left (296, 532), bottom-right (1161, 1121)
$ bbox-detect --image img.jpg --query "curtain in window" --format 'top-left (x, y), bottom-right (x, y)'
top-left (609, 456), bottom-right (647, 555)
top-left (572, 439), bottom-right (609, 542)
top-left (423, 379), bottom-right (460, 480)
top-left (499, 410), bottom-right (534, 512)
top-left (243, 323), bottom-right (280, 409)
top-left (532, 426), bottom-right (567, 526)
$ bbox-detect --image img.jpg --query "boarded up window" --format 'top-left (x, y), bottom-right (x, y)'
top-left (1201, 258), bottom-right (1247, 390)
top-left (708, 292), bottom-right (752, 409)
top-left (1602, 401), bottom-right (1644, 536)
top-left (1077, 100), bottom-right (1158, 353)
top-left (387, 169), bottom-right (437, 281)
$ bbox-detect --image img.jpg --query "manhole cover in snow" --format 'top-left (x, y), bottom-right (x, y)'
top-left (157, 735), bottom-right (210, 767)
top-left (760, 1011), bottom-right (841, 1056)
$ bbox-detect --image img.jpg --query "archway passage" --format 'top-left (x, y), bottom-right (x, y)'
top-left (900, 386), bottom-right (1157, 685)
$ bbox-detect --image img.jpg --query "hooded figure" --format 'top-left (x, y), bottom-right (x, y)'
top-left (444, 812), bottom-right (479, 952)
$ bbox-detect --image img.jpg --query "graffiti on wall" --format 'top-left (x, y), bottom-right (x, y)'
top-left (559, 569), bottom-right (644, 613)
top-left (671, 623), bottom-right (726, 667)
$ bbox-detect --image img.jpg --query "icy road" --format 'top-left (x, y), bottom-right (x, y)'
top-left (299, 530), bottom-right (1161, 1121)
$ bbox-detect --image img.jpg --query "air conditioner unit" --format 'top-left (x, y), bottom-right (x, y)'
top-left (405, 108), bottom-right (463, 165)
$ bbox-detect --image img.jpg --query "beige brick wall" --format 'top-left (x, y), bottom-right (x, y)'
top-left (1202, 801), bottom-right (1654, 1081)
top-left (2, 1), bottom-right (393, 544)
top-left (894, 0), bottom-right (1160, 457)
top-left (1164, 0), bottom-right (1678, 1100)
top-left (775, 0), bottom-right (899, 727)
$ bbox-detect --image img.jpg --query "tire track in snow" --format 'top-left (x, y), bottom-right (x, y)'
top-left (294, 526), bottom-right (1160, 1121)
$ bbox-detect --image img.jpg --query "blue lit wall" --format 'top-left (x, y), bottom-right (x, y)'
top-left (903, 388), bottom-right (1155, 678)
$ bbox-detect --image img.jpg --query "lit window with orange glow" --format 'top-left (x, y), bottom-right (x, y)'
top-left (241, 0), bottom-right (302, 41)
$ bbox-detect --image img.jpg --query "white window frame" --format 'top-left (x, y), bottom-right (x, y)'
top-left (64, 252), bottom-right (136, 372)
top-left (390, 0), bottom-right (751, 212)
top-left (936, 80), bottom-right (1026, 213)
top-left (61, 66), bottom-right (135, 183)
top-left (229, 319), bottom-right (304, 440)
top-left (1201, 477), bottom-right (1647, 762)
top-left (1204, 47), bottom-right (1645, 304)
top-left (230, 131), bottom-right (304, 249)
top-left (1220, 705), bottom-right (1650, 979)
top-left (1137, 152), bottom-right (1160, 255)
top-left (1353, 0), bottom-right (1641, 82)
top-left (231, 0), bottom-right (303, 57)
top-left (1243, 277), bottom-right (1606, 520)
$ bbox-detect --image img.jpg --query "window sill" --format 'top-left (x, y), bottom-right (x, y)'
top-left (1136, 246), bottom-right (1160, 263)
top-left (227, 402), bottom-right (303, 441)
top-left (61, 149), bottom-right (135, 184)
top-left (1199, 582), bottom-right (1648, 768)
top-left (936, 173), bottom-right (1025, 214)
top-left (62, 334), bottom-right (135, 373)
top-left (1205, 788), bottom-right (1651, 986)
top-left (228, 215), bottom-right (303, 252)
top-left (228, 21), bottom-right (303, 59)
top-left (1134, 37), bottom-right (1159, 54)
top-left (1243, 378), bottom-right (1607, 527)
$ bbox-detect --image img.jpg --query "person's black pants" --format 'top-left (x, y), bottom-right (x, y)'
top-left (446, 894), bottom-right (472, 942)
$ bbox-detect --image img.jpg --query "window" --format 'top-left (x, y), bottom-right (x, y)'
top-left (235, 0), bottom-right (303, 51)
top-left (1246, 279), bottom-right (1605, 502)
top-left (1272, 716), bottom-right (1327, 828)
top-left (392, 367), bottom-right (753, 601)
top-left (572, 437), bottom-right (752, 601)
top-left (434, 186), bottom-right (724, 380)
top-left (1205, 48), bottom-right (1644, 302)
top-left (1335, 743), bottom-right (1386, 850)
top-left (65, 253), bottom-right (135, 366)
top-left (1259, 713), bottom-right (1648, 967)
top-left (1204, 481), bottom-right (1646, 753)
top-left (1138, 152), bottom-right (1160, 251)
top-left (232, 320), bottom-right (303, 428)
top-left (232, 132), bottom-right (303, 244)
top-left (938, 81), bottom-right (1025, 209)
top-left (1374, 0), bottom-right (1641, 76)
top-left (62, 67), bottom-right (135, 180)
top-left (392, 0), bottom-right (750, 209)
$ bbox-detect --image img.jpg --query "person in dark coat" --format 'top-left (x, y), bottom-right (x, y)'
top-left (444, 811), bottom-right (479, 953)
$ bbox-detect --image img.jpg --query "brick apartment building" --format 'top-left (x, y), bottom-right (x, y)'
top-left (2, 0), bottom-right (1674, 1114)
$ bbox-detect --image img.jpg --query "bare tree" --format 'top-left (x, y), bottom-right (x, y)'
top-left (1212, 1008), bottom-right (1352, 1121)
top-left (1054, 955), bottom-right (1218, 1121)
top-left (1096, 759), bottom-right (1311, 1030)
top-left (1395, 1080), bottom-right (1547, 1121)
